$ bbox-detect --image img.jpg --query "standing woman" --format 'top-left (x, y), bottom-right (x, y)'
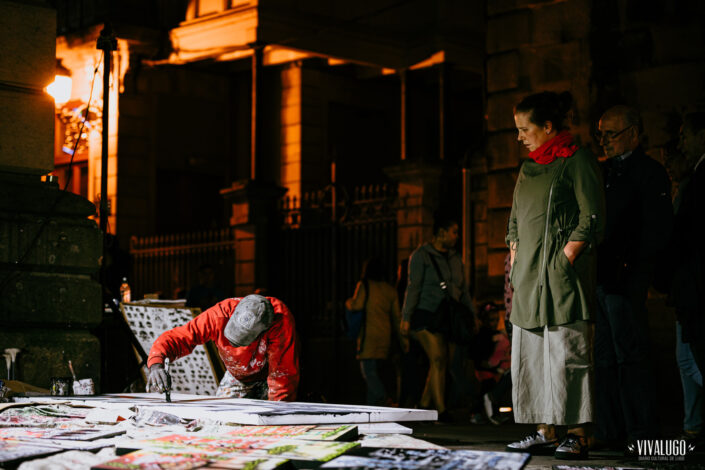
top-left (346, 257), bottom-right (401, 406)
top-left (399, 214), bottom-right (476, 422)
top-left (505, 91), bottom-right (605, 459)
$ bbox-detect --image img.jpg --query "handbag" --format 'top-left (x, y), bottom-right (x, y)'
top-left (427, 254), bottom-right (475, 344)
top-left (344, 279), bottom-right (369, 341)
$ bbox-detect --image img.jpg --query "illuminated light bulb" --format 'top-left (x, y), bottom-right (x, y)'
top-left (46, 75), bottom-right (73, 105)
top-left (499, 407), bottom-right (512, 413)
top-left (45, 59), bottom-right (73, 105)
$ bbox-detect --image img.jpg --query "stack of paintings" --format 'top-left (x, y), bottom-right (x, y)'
top-left (96, 433), bottom-right (360, 469)
top-left (320, 448), bottom-right (532, 470)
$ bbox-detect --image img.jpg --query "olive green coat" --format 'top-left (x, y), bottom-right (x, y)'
top-left (506, 148), bottom-right (606, 329)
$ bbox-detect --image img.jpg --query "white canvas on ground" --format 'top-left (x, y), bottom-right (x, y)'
top-left (32, 394), bottom-right (438, 425)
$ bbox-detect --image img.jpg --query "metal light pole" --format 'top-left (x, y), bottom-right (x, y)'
top-left (97, 25), bottom-right (117, 241)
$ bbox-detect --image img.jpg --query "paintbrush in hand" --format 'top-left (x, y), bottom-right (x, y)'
top-left (164, 358), bottom-right (171, 402)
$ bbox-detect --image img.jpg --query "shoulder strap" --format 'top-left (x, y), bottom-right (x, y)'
top-left (427, 252), bottom-right (451, 299)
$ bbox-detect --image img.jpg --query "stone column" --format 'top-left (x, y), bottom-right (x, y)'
top-left (385, 162), bottom-right (443, 263)
top-left (386, 69), bottom-right (444, 264)
top-left (0, 1), bottom-right (102, 389)
top-left (220, 180), bottom-right (286, 296)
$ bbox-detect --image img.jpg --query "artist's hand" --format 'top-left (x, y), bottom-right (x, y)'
top-left (147, 363), bottom-right (169, 393)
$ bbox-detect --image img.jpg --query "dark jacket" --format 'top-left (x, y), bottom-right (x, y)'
top-left (401, 243), bottom-right (474, 322)
top-left (506, 148), bottom-right (606, 329)
top-left (597, 146), bottom-right (673, 296)
top-left (669, 161), bottom-right (705, 370)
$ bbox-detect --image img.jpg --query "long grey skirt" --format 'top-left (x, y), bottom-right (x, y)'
top-left (511, 320), bottom-right (593, 425)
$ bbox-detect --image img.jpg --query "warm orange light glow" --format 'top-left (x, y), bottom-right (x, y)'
top-left (499, 407), bottom-right (512, 413)
top-left (46, 75), bottom-right (72, 105)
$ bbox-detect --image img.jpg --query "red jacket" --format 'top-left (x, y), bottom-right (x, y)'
top-left (147, 297), bottom-right (299, 401)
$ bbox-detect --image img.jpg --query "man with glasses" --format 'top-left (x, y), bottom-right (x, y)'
top-left (593, 106), bottom-right (673, 450)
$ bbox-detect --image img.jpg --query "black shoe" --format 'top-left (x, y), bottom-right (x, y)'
top-left (505, 431), bottom-right (558, 454)
top-left (555, 434), bottom-right (588, 460)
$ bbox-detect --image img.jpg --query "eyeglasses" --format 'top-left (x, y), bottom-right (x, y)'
top-left (594, 125), bottom-right (634, 142)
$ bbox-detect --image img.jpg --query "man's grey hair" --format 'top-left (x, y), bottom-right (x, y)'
top-left (602, 105), bottom-right (643, 135)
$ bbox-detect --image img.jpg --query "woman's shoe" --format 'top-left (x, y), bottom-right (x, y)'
top-left (555, 434), bottom-right (588, 460)
top-left (506, 431), bottom-right (558, 454)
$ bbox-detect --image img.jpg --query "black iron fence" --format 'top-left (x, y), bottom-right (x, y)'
top-left (275, 183), bottom-right (398, 337)
top-left (129, 228), bottom-right (236, 301)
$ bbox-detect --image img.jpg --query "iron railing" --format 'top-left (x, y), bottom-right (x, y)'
top-left (129, 228), bottom-right (236, 301)
top-left (276, 183), bottom-right (398, 337)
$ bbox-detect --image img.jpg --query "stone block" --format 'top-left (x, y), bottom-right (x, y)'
top-left (0, 176), bottom-right (96, 217)
top-left (530, 0), bottom-right (590, 46)
top-left (651, 24), bottom-right (705, 66)
top-left (487, 0), bottom-right (553, 16)
top-left (119, 96), bottom-right (152, 118)
top-left (487, 131), bottom-right (521, 170)
top-left (486, 91), bottom-right (525, 131)
top-left (487, 52), bottom-right (520, 93)
top-left (474, 221), bottom-right (488, 244)
top-left (487, 11), bottom-right (531, 54)
top-left (0, 214), bottom-right (101, 273)
top-left (398, 225), bottom-right (425, 254)
top-left (488, 208), bottom-right (512, 249)
top-left (475, 243), bottom-right (488, 268)
top-left (0, 89), bottom-right (54, 175)
top-left (622, 63), bottom-right (705, 110)
top-left (0, 328), bottom-right (100, 391)
top-left (475, 200), bottom-right (487, 221)
top-left (0, 272), bottom-right (101, 327)
top-left (488, 249), bottom-right (508, 277)
top-left (0, 0), bottom-right (55, 89)
top-left (519, 41), bottom-right (587, 90)
top-left (487, 171), bottom-right (517, 209)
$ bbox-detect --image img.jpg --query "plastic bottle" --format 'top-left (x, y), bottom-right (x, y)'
top-left (120, 277), bottom-right (131, 303)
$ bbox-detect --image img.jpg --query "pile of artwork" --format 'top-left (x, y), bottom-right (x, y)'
top-left (0, 395), bottom-right (531, 469)
top-left (320, 448), bottom-right (532, 469)
top-left (121, 304), bottom-right (221, 395)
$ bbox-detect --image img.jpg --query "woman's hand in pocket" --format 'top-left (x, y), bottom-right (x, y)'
top-left (563, 240), bottom-right (586, 265)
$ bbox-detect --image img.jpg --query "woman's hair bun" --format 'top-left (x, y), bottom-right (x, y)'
top-left (515, 90), bottom-right (573, 131)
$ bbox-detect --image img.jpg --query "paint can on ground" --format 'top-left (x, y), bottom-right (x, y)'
top-left (50, 377), bottom-right (72, 396)
top-left (73, 378), bottom-right (95, 395)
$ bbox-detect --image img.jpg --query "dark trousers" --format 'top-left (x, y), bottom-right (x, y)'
top-left (594, 286), bottom-right (660, 441)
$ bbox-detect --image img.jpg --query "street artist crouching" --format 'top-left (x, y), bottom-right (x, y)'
top-left (147, 294), bottom-right (300, 401)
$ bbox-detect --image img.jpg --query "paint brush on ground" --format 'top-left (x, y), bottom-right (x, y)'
top-left (68, 360), bottom-right (79, 394)
top-left (164, 358), bottom-right (171, 403)
top-left (5, 349), bottom-right (20, 380)
top-left (3, 354), bottom-right (10, 380)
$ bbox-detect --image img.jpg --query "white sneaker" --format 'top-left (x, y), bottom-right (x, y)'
top-left (505, 431), bottom-right (558, 454)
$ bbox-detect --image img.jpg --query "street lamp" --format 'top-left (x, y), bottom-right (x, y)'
top-left (45, 59), bottom-right (72, 105)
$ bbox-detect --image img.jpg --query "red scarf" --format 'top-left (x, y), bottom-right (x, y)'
top-left (528, 130), bottom-right (578, 165)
